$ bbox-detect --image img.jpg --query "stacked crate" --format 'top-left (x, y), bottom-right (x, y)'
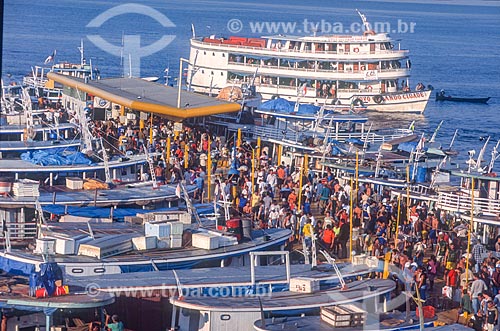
top-left (320, 304), bottom-right (366, 328)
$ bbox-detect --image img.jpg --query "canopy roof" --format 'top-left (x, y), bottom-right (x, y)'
top-left (47, 73), bottom-right (241, 121)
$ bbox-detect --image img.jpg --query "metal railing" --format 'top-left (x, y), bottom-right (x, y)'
top-left (0, 222), bottom-right (37, 240)
top-left (437, 191), bottom-right (500, 216)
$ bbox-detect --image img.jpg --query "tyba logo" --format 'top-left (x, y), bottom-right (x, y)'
top-left (86, 3), bottom-right (175, 77)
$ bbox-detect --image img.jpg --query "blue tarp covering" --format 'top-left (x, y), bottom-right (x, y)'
top-left (0, 255), bottom-right (35, 276)
top-left (20, 148), bottom-right (93, 166)
top-left (398, 141), bottom-right (419, 153)
top-left (259, 98), bottom-right (321, 114)
top-left (42, 204), bottom-right (215, 219)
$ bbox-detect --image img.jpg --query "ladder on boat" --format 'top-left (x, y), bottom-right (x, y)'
top-left (144, 145), bottom-right (158, 189)
top-left (179, 181), bottom-right (202, 226)
top-left (100, 138), bottom-right (111, 183)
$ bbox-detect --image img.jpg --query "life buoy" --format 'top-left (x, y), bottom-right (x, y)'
top-left (360, 65), bottom-right (366, 71)
top-left (353, 47), bottom-right (359, 53)
top-left (366, 85), bottom-right (373, 91)
top-left (373, 95), bottom-right (384, 104)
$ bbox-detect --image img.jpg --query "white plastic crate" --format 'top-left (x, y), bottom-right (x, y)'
top-left (289, 277), bottom-right (320, 293)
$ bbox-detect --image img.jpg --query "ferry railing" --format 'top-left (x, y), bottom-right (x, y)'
top-left (227, 61), bottom-right (409, 75)
top-left (437, 191), bottom-right (500, 216)
top-left (0, 222), bottom-right (38, 240)
top-left (194, 39), bottom-right (409, 56)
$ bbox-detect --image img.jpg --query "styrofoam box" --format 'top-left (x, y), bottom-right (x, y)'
top-left (218, 235), bottom-right (238, 248)
top-left (289, 277), bottom-right (320, 293)
top-left (145, 221), bottom-right (184, 238)
top-left (34, 239), bottom-right (55, 255)
top-left (132, 236), bottom-right (157, 250)
top-left (154, 211), bottom-right (191, 224)
top-left (192, 232), bottom-right (219, 250)
top-left (157, 238), bottom-right (171, 249)
top-left (66, 177), bottom-right (83, 190)
top-left (51, 234), bottom-right (89, 255)
top-left (170, 234), bottom-right (182, 248)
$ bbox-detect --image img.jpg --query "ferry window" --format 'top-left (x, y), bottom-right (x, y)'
top-left (220, 72), bottom-right (224, 76)
top-left (211, 71), bottom-right (214, 75)
top-left (220, 314), bottom-right (231, 321)
top-left (94, 268), bottom-right (106, 273)
top-left (71, 268), bottom-right (84, 274)
top-left (202, 70), bottom-right (205, 74)
top-left (222, 53), bottom-right (225, 57)
top-left (204, 51), bottom-right (206, 55)
top-left (212, 52), bottom-right (215, 56)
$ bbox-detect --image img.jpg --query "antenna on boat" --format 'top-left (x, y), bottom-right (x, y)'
top-left (356, 9), bottom-right (375, 35)
top-left (429, 120), bottom-right (444, 144)
top-left (448, 129), bottom-right (458, 150)
top-left (191, 23), bottom-right (196, 38)
top-left (476, 136), bottom-right (490, 173)
top-left (172, 269), bottom-right (184, 299)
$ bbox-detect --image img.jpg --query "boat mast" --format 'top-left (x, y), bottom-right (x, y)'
top-left (476, 136), bottom-right (490, 173)
top-left (429, 120), bottom-right (444, 144)
top-left (356, 9), bottom-right (374, 34)
top-left (487, 140), bottom-right (500, 174)
top-left (78, 39), bottom-right (85, 66)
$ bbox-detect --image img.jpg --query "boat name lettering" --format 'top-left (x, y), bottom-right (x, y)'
top-left (382, 92), bottom-right (424, 101)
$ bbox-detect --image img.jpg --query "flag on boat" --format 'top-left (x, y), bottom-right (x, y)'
top-left (175, 183), bottom-right (181, 198)
top-left (44, 50), bottom-right (57, 64)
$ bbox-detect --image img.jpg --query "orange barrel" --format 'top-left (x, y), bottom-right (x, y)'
top-left (226, 218), bottom-right (242, 241)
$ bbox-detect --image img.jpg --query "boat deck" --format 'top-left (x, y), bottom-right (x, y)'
top-left (66, 263), bottom-right (371, 291)
top-left (4, 228), bottom-right (291, 264)
top-left (0, 123), bottom-right (76, 134)
top-left (171, 279), bottom-right (395, 311)
top-left (0, 153), bottom-right (149, 173)
top-left (0, 182), bottom-right (194, 207)
top-left (0, 140), bottom-right (81, 152)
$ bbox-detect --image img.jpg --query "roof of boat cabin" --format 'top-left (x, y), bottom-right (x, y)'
top-left (450, 170), bottom-right (500, 182)
top-left (0, 140), bottom-right (82, 152)
top-left (0, 123), bottom-right (76, 134)
top-left (170, 278), bottom-right (395, 311)
top-left (259, 33), bottom-right (390, 42)
top-left (0, 291), bottom-right (114, 310)
top-left (0, 153), bottom-right (149, 173)
top-left (66, 263), bottom-right (371, 292)
top-left (0, 182), bottom-right (195, 207)
top-left (46, 73), bottom-right (241, 121)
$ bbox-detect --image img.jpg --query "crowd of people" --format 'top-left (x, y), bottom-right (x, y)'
top-left (81, 113), bottom-right (500, 330)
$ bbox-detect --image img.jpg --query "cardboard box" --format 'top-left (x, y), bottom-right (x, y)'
top-left (154, 211), bottom-right (191, 225)
top-left (124, 216), bottom-right (143, 225)
top-left (66, 177), bottom-right (83, 190)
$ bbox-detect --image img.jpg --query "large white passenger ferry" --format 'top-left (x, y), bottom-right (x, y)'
top-left (188, 11), bottom-right (431, 113)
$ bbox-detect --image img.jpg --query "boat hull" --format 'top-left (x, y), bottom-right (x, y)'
top-left (436, 94), bottom-right (490, 103)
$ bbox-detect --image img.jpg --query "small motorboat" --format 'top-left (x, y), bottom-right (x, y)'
top-left (436, 90), bottom-right (490, 104)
